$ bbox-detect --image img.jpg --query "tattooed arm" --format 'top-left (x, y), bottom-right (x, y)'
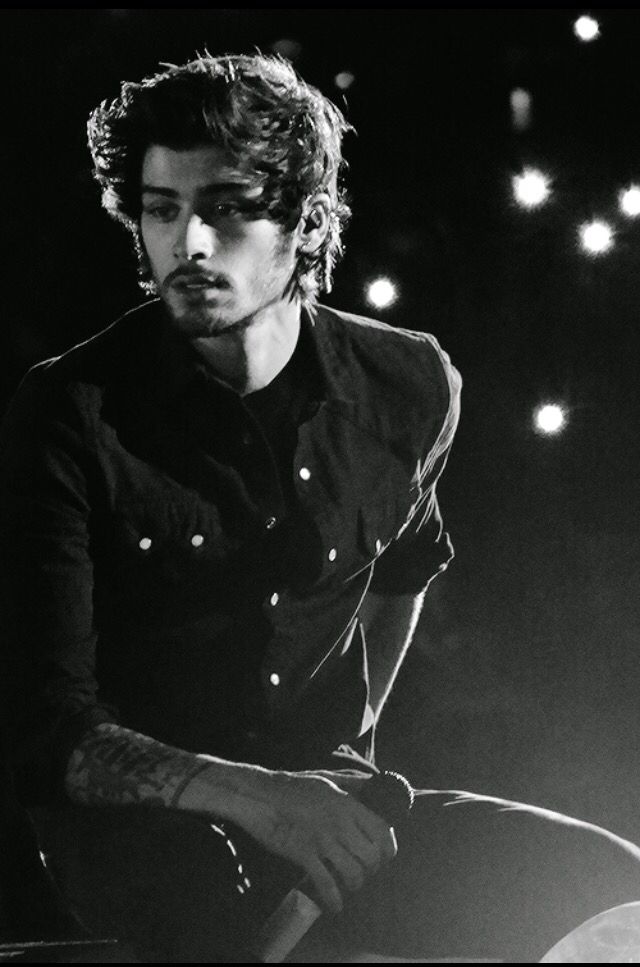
top-left (64, 722), bottom-right (291, 817)
top-left (64, 723), bottom-right (397, 913)
top-left (65, 723), bottom-right (216, 809)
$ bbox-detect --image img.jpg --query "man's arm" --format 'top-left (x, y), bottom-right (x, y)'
top-left (358, 339), bottom-right (461, 724)
top-left (65, 723), bottom-right (214, 809)
top-left (358, 591), bottom-right (425, 723)
top-left (65, 722), bottom-right (397, 914)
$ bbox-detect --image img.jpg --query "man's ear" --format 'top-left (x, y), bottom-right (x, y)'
top-left (296, 192), bottom-right (331, 255)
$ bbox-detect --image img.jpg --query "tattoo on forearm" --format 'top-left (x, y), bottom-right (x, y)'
top-left (65, 723), bottom-right (209, 808)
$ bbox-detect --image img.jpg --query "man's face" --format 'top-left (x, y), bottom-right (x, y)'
top-left (140, 144), bottom-right (299, 338)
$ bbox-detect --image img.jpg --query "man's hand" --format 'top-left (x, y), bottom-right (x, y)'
top-left (182, 765), bottom-right (398, 913)
top-left (65, 726), bottom-right (397, 914)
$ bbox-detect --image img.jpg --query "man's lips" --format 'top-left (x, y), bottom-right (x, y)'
top-left (165, 267), bottom-right (230, 291)
top-left (171, 275), bottom-right (228, 291)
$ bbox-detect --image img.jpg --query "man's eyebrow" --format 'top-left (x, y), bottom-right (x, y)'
top-left (141, 182), bottom-right (260, 197)
top-left (141, 185), bottom-right (177, 197)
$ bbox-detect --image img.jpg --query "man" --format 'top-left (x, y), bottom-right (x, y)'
top-left (0, 54), bottom-right (460, 961)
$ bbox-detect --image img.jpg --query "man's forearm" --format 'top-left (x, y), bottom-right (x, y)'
top-left (63, 722), bottom-right (397, 914)
top-left (64, 722), bottom-right (259, 815)
top-left (358, 590), bottom-right (425, 721)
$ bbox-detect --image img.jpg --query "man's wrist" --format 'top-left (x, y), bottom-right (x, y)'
top-left (175, 756), bottom-right (275, 820)
top-left (168, 757), bottom-right (217, 808)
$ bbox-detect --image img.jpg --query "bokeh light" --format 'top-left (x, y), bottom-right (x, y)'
top-left (579, 220), bottom-right (614, 255)
top-left (620, 186), bottom-right (640, 217)
top-left (573, 15), bottom-right (600, 42)
top-left (334, 71), bottom-right (355, 91)
top-left (512, 168), bottom-right (551, 209)
top-left (270, 38), bottom-right (302, 60)
top-left (366, 277), bottom-right (398, 309)
top-left (534, 404), bottom-right (567, 435)
top-left (510, 88), bottom-right (532, 132)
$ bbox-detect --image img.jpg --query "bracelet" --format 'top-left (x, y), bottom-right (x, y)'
top-left (169, 759), bottom-right (212, 809)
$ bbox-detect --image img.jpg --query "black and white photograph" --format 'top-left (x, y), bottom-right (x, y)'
top-left (2, 9), bottom-right (640, 964)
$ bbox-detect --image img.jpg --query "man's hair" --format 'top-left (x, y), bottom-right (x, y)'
top-left (88, 52), bottom-right (353, 306)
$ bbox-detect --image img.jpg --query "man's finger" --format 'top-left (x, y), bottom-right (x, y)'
top-left (320, 838), bottom-right (368, 893)
top-left (335, 825), bottom-right (382, 873)
top-left (351, 803), bottom-right (399, 862)
top-left (303, 856), bottom-right (344, 913)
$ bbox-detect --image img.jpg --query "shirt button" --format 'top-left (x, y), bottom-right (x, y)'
top-left (265, 516), bottom-right (278, 530)
top-left (269, 592), bottom-right (279, 607)
top-left (138, 537), bottom-right (152, 551)
top-left (269, 672), bottom-right (281, 686)
top-left (375, 538), bottom-right (383, 554)
top-left (328, 547), bottom-right (338, 562)
top-left (298, 467), bottom-right (311, 481)
top-left (191, 534), bottom-right (204, 548)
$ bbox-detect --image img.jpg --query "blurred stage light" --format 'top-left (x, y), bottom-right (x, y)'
top-left (512, 168), bottom-right (551, 209)
top-left (271, 38), bottom-right (302, 61)
top-left (366, 277), bottom-right (398, 309)
top-left (579, 220), bottom-right (614, 254)
top-left (574, 15), bottom-right (600, 42)
top-left (534, 404), bottom-right (566, 435)
top-left (620, 185), bottom-right (640, 217)
top-left (510, 88), bottom-right (532, 132)
top-left (334, 71), bottom-right (355, 91)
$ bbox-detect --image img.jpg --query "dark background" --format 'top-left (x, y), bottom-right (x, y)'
top-left (3, 4), bottom-right (640, 908)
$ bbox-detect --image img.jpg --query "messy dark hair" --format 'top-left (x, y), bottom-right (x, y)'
top-left (87, 52), bottom-right (353, 305)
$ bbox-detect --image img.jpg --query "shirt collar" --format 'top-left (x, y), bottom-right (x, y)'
top-left (112, 299), bottom-right (357, 436)
top-left (149, 300), bottom-right (353, 408)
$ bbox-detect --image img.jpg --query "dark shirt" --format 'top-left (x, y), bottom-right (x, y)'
top-left (0, 301), bottom-right (461, 805)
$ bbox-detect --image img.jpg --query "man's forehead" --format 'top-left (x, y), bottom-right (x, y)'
top-left (141, 143), bottom-right (265, 195)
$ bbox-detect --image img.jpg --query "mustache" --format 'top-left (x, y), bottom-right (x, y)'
top-left (163, 266), bottom-right (230, 288)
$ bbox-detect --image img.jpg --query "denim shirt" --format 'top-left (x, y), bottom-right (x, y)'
top-left (0, 301), bottom-right (461, 804)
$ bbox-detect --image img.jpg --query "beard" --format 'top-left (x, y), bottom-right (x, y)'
top-left (159, 266), bottom-right (297, 341)
top-left (144, 228), bottom-right (299, 339)
top-left (161, 286), bottom-right (242, 338)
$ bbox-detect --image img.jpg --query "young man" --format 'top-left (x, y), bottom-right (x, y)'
top-left (0, 54), bottom-right (460, 960)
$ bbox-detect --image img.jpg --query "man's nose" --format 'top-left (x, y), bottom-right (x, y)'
top-left (174, 214), bottom-right (214, 261)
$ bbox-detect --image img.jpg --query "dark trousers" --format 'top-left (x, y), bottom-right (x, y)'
top-left (30, 796), bottom-right (640, 963)
top-left (323, 793), bottom-right (640, 962)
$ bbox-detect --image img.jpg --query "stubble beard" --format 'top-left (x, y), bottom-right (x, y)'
top-left (155, 233), bottom-right (298, 340)
top-left (161, 286), bottom-right (244, 339)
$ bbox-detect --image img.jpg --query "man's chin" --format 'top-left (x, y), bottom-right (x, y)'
top-left (166, 306), bottom-right (238, 339)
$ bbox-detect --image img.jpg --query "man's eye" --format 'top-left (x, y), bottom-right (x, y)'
top-left (208, 200), bottom-right (267, 221)
top-left (143, 205), bottom-right (178, 222)
top-left (210, 202), bottom-right (242, 218)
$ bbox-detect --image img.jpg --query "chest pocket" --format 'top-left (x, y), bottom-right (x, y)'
top-left (353, 446), bottom-right (419, 578)
top-left (355, 496), bottom-right (407, 575)
top-left (312, 494), bottom-right (407, 588)
top-left (309, 444), bottom-right (418, 588)
top-left (95, 492), bottom-right (227, 590)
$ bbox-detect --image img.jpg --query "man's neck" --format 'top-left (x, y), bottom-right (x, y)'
top-left (191, 301), bottom-right (302, 396)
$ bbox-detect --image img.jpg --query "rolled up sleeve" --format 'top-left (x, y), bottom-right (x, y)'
top-left (369, 349), bottom-right (461, 596)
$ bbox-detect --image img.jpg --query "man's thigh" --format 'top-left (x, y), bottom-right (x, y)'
top-left (309, 795), bottom-right (640, 963)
